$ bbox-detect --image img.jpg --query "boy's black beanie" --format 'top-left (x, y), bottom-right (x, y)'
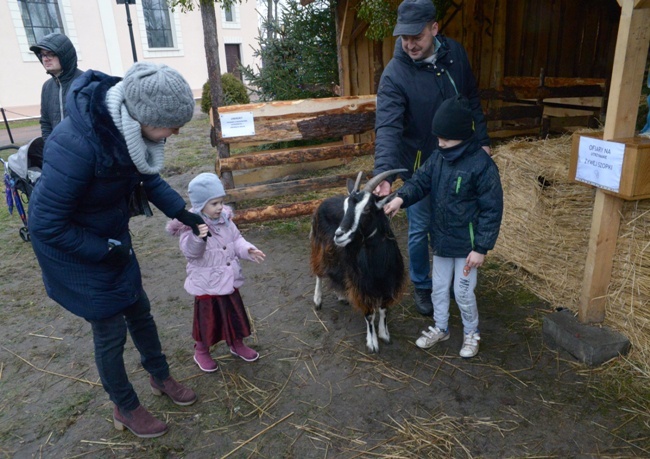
top-left (431, 94), bottom-right (474, 141)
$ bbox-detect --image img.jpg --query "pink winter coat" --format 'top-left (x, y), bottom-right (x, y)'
top-left (166, 206), bottom-right (257, 296)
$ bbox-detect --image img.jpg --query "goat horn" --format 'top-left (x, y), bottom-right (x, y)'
top-left (363, 168), bottom-right (408, 193)
top-left (353, 171), bottom-right (363, 192)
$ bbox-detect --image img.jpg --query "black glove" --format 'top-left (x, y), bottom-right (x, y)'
top-left (103, 243), bottom-right (131, 268)
top-left (174, 208), bottom-right (212, 239)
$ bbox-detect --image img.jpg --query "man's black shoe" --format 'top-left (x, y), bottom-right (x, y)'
top-left (414, 288), bottom-right (433, 315)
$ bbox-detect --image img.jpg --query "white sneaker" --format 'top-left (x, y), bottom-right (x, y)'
top-left (460, 331), bottom-right (481, 358)
top-left (415, 326), bottom-right (450, 349)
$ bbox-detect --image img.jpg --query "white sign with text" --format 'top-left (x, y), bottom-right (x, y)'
top-left (219, 112), bottom-right (255, 138)
top-left (575, 136), bottom-right (625, 193)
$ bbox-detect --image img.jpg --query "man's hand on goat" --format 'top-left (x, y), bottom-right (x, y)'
top-left (373, 180), bottom-right (392, 197)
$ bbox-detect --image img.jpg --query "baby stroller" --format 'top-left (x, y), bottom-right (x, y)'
top-left (1, 137), bottom-right (44, 242)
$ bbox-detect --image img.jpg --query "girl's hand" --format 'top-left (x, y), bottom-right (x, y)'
top-left (197, 224), bottom-right (209, 239)
top-left (249, 248), bottom-right (266, 263)
top-left (383, 197), bottom-right (403, 218)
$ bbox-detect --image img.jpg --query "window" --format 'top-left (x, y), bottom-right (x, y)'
top-left (142, 0), bottom-right (173, 48)
top-left (221, 3), bottom-right (240, 29)
top-left (224, 6), bottom-right (233, 23)
top-left (18, 0), bottom-right (64, 45)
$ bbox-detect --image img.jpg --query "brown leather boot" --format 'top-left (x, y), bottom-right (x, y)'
top-left (113, 404), bottom-right (168, 438)
top-left (150, 376), bottom-right (197, 406)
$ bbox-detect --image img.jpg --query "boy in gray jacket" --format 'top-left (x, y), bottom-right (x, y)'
top-left (384, 95), bottom-right (503, 358)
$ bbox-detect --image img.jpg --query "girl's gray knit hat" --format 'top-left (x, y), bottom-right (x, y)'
top-left (188, 173), bottom-right (226, 211)
top-left (123, 62), bottom-right (195, 128)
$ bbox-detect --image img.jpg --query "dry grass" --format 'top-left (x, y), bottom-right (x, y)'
top-left (492, 132), bottom-right (650, 375)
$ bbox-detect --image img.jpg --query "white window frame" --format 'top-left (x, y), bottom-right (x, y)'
top-left (136, 1), bottom-right (185, 58)
top-left (9, 0), bottom-right (79, 62)
top-left (221, 3), bottom-right (240, 29)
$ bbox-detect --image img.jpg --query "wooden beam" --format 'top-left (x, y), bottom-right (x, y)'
top-left (215, 96), bottom-right (377, 144)
top-left (578, 0), bottom-right (650, 323)
top-left (218, 142), bottom-right (373, 174)
top-left (233, 200), bottom-right (324, 225)
top-left (225, 174), bottom-right (356, 203)
top-left (217, 95), bottom-right (376, 119)
top-left (617, 0), bottom-right (650, 8)
top-left (338, 0), bottom-right (354, 47)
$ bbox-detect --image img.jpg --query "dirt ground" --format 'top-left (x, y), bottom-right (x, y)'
top-left (1, 114), bottom-right (649, 458)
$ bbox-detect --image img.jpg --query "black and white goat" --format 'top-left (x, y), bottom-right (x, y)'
top-left (309, 169), bottom-right (407, 353)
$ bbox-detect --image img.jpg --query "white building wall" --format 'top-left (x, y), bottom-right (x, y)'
top-left (0, 0), bottom-right (261, 121)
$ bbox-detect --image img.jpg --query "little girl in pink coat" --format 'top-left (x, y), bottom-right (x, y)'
top-left (167, 173), bottom-right (265, 372)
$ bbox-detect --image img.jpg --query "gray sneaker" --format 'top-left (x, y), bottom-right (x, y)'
top-left (415, 326), bottom-right (450, 349)
top-left (413, 288), bottom-right (433, 315)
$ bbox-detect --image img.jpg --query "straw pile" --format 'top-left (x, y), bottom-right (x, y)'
top-left (492, 133), bottom-right (650, 361)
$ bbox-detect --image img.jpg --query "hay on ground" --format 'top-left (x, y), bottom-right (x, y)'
top-left (492, 133), bottom-right (650, 366)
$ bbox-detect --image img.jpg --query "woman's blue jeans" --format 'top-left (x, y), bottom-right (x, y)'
top-left (405, 195), bottom-right (434, 290)
top-left (87, 291), bottom-right (170, 411)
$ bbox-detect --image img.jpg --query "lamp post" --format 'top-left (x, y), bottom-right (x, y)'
top-left (116, 0), bottom-right (138, 63)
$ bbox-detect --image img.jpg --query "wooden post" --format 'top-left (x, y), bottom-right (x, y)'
top-left (578, 0), bottom-right (650, 323)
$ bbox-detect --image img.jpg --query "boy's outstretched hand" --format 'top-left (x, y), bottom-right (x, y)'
top-left (248, 248), bottom-right (266, 263)
top-left (383, 196), bottom-right (404, 218)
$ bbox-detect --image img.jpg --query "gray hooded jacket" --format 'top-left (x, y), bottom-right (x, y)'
top-left (30, 33), bottom-right (84, 140)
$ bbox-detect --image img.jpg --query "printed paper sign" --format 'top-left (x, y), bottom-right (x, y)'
top-left (575, 136), bottom-right (625, 193)
top-left (219, 112), bottom-right (255, 138)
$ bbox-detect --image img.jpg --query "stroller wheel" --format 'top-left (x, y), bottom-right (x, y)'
top-left (19, 227), bottom-right (30, 242)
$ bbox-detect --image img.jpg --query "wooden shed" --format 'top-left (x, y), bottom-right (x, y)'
top-left (332, 0), bottom-right (621, 96)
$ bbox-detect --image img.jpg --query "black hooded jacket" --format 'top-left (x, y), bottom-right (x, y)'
top-left (396, 137), bottom-right (503, 258)
top-left (30, 33), bottom-right (84, 140)
top-left (373, 35), bottom-right (489, 182)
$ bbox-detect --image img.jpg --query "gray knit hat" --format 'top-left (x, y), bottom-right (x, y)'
top-left (123, 62), bottom-right (195, 128)
top-left (188, 173), bottom-right (226, 211)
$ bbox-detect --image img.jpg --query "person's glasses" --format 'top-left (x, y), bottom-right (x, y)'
top-left (40, 51), bottom-right (57, 59)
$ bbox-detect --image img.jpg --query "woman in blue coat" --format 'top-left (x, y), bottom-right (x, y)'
top-left (28, 62), bottom-right (206, 438)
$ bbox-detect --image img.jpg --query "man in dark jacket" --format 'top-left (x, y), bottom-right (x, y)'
top-left (28, 62), bottom-right (205, 439)
top-left (30, 33), bottom-right (84, 141)
top-left (373, 0), bottom-right (490, 316)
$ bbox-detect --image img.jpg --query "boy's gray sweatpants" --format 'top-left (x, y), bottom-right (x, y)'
top-left (431, 255), bottom-right (479, 334)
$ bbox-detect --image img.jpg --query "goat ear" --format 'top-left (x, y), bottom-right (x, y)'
top-left (376, 192), bottom-right (397, 209)
top-left (346, 178), bottom-right (356, 195)
top-left (347, 171), bottom-right (363, 194)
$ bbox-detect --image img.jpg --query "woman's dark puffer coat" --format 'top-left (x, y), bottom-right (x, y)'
top-left (28, 69), bottom-right (186, 320)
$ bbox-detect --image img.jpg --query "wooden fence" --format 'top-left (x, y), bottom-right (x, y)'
top-left (213, 77), bottom-right (607, 224)
top-left (481, 73), bottom-right (607, 138)
top-left (214, 95), bottom-right (377, 224)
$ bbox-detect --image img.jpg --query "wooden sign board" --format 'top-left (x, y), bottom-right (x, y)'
top-left (569, 132), bottom-right (650, 200)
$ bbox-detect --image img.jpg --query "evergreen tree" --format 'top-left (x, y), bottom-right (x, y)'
top-left (241, 0), bottom-right (338, 101)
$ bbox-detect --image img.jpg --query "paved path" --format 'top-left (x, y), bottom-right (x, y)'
top-left (0, 124), bottom-right (41, 148)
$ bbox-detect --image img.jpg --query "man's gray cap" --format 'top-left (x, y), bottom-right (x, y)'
top-left (393, 0), bottom-right (437, 36)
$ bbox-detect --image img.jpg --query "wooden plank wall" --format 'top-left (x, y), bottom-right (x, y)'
top-left (505, 0), bottom-right (619, 79)
top-left (336, 0), bottom-right (620, 97)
